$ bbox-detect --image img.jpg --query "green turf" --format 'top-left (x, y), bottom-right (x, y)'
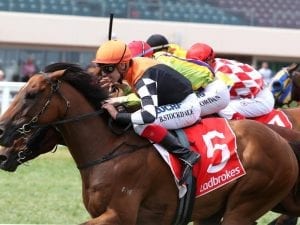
top-left (0, 146), bottom-right (89, 224)
top-left (0, 146), bottom-right (298, 224)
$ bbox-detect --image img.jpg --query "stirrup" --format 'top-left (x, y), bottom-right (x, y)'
top-left (178, 164), bottom-right (192, 185)
top-left (181, 152), bottom-right (200, 167)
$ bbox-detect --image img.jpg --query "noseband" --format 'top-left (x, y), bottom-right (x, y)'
top-left (13, 72), bottom-right (68, 163)
top-left (18, 73), bottom-right (69, 134)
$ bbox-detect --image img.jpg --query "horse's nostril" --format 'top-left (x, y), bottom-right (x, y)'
top-left (0, 154), bottom-right (8, 163)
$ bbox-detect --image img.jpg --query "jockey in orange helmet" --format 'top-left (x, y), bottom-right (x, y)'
top-left (186, 43), bottom-right (275, 120)
top-left (94, 39), bottom-right (200, 185)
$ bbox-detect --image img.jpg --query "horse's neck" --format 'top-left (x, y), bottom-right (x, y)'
top-left (58, 84), bottom-right (123, 168)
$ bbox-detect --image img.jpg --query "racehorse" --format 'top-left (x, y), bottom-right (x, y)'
top-left (261, 63), bottom-right (300, 225)
top-left (0, 126), bottom-right (64, 171)
top-left (0, 63), bottom-right (298, 225)
top-left (269, 63), bottom-right (300, 108)
top-left (268, 63), bottom-right (300, 131)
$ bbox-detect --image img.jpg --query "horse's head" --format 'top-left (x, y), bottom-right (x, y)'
top-left (0, 126), bottom-right (64, 172)
top-left (0, 69), bottom-right (68, 147)
top-left (0, 62), bottom-right (108, 167)
top-left (269, 63), bottom-right (300, 106)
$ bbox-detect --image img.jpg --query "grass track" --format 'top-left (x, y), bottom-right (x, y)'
top-left (0, 146), bottom-right (298, 224)
top-left (0, 146), bottom-right (89, 224)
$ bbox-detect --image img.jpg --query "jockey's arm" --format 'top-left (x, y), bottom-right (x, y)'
top-left (116, 77), bottom-right (158, 124)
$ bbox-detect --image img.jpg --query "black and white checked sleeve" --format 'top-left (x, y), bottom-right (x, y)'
top-left (116, 77), bottom-right (158, 124)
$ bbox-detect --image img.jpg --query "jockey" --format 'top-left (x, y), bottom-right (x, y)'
top-left (94, 39), bottom-right (201, 184)
top-left (154, 52), bottom-right (230, 117)
top-left (146, 34), bottom-right (187, 58)
top-left (186, 43), bottom-right (275, 119)
top-left (128, 40), bottom-right (154, 57)
top-left (128, 40), bottom-right (230, 117)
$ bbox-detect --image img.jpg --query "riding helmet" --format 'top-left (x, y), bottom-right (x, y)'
top-left (186, 43), bottom-right (215, 62)
top-left (93, 40), bottom-right (132, 64)
top-left (146, 34), bottom-right (169, 53)
top-left (128, 40), bottom-right (153, 57)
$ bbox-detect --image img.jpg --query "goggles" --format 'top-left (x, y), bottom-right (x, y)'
top-left (100, 64), bottom-right (116, 74)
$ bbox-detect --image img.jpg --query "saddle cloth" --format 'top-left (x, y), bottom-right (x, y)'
top-left (252, 109), bottom-right (292, 128)
top-left (154, 117), bottom-right (246, 198)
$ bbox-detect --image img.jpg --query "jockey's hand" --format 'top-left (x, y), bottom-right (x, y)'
top-left (99, 77), bottom-right (112, 93)
top-left (102, 102), bottom-right (118, 119)
top-left (104, 97), bottom-right (120, 105)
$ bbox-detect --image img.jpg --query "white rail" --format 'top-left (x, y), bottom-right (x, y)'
top-left (0, 82), bottom-right (26, 115)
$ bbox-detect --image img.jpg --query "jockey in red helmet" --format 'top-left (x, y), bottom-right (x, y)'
top-left (94, 39), bottom-right (201, 185)
top-left (187, 43), bottom-right (275, 120)
top-left (128, 40), bottom-right (154, 57)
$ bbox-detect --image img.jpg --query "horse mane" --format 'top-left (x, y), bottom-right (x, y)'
top-left (43, 62), bottom-right (108, 110)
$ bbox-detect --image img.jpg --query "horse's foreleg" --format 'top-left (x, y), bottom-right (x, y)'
top-left (80, 209), bottom-right (122, 225)
top-left (268, 215), bottom-right (298, 225)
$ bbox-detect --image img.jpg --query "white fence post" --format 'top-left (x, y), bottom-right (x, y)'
top-left (0, 82), bottom-right (26, 115)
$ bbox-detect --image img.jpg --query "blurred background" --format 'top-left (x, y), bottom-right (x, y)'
top-left (0, 0), bottom-right (299, 81)
top-left (0, 0), bottom-right (299, 113)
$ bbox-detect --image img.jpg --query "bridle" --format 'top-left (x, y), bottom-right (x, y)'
top-left (14, 72), bottom-right (104, 164)
top-left (271, 69), bottom-right (294, 106)
top-left (17, 72), bottom-right (107, 134)
top-left (12, 72), bottom-right (140, 168)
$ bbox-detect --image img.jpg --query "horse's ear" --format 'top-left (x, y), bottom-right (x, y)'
top-left (48, 70), bottom-right (66, 80)
top-left (287, 63), bottom-right (299, 73)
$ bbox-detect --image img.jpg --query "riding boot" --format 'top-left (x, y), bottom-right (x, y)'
top-left (159, 132), bottom-right (200, 185)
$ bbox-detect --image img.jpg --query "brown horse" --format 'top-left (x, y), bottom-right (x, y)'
top-left (0, 63), bottom-right (298, 225)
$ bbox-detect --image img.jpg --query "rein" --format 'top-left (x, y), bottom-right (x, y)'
top-left (32, 110), bottom-right (105, 128)
top-left (77, 142), bottom-right (151, 170)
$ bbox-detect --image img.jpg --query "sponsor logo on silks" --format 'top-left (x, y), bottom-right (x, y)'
top-left (159, 109), bottom-right (194, 123)
top-left (199, 96), bottom-right (220, 106)
top-left (156, 103), bottom-right (182, 113)
top-left (199, 166), bottom-right (241, 193)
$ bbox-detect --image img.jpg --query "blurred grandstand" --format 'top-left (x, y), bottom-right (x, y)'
top-left (1, 0), bottom-right (299, 28)
top-left (0, 0), bottom-right (299, 113)
top-left (0, 0), bottom-right (299, 82)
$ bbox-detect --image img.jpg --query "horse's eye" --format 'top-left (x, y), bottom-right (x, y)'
top-left (25, 92), bottom-right (37, 100)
